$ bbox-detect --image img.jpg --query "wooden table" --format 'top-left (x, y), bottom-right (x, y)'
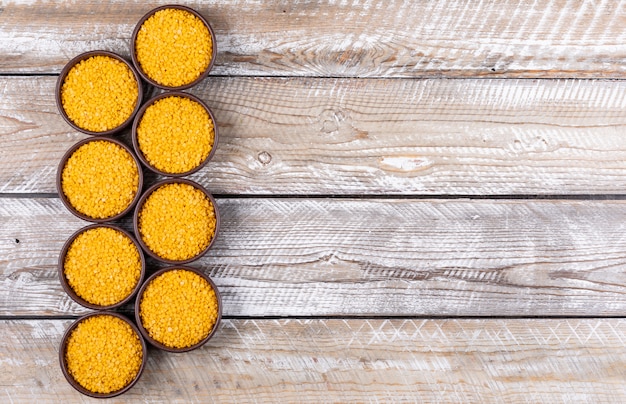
top-left (2, 1), bottom-right (626, 402)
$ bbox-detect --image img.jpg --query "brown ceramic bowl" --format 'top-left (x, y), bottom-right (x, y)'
top-left (57, 137), bottom-right (144, 223)
top-left (58, 224), bottom-right (146, 310)
top-left (130, 5), bottom-right (217, 90)
top-left (133, 178), bottom-right (220, 264)
top-left (131, 92), bottom-right (219, 177)
top-left (134, 266), bottom-right (222, 352)
top-left (56, 50), bottom-right (144, 136)
top-left (59, 312), bottom-right (148, 398)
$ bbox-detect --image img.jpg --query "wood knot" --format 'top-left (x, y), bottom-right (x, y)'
top-left (378, 156), bottom-right (432, 172)
top-left (319, 108), bottom-right (348, 135)
top-left (257, 151), bottom-right (272, 165)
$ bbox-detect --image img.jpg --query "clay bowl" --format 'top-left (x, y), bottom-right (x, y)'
top-left (57, 136), bottom-right (144, 223)
top-left (130, 5), bottom-right (217, 90)
top-left (131, 92), bottom-right (219, 177)
top-left (58, 223), bottom-right (146, 310)
top-left (132, 178), bottom-right (219, 264)
top-left (134, 266), bottom-right (222, 352)
top-left (59, 312), bottom-right (148, 398)
top-left (56, 50), bottom-right (143, 136)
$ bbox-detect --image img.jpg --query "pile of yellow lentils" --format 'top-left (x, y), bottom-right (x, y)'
top-left (61, 55), bottom-right (138, 132)
top-left (137, 96), bottom-right (215, 174)
top-left (138, 183), bottom-right (216, 261)
top-left (139, 269), bottom-right (219, 349)
top-left (63, 227), bottom-right (142, 307)
top-left (135, 8), bottom-right (213, 87)
top-left (57, 5), bottom-right (221, 397)
top-left (65, 315), bottom-right (143, 394)
top-left (61, 140), bottom-right (140, 220)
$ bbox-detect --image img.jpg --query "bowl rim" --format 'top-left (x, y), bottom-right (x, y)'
top-left (130, 4), bottom-right (217, 90)
top-left (56, 136), bottom-right (144, 223)
top-left (132, 178), bottom-right (220, 264)
top-left (58, 223), bottom-right (147, 310)
top-left (131, 91), bottom-right (219, 177)
top-left (55, 50), bottom-right (144, 136)
top-left (59, 311), bottom-right (148, 398)
top-left (134, 266), bottom-right (222, 352)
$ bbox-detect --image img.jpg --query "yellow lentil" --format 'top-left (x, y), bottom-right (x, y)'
top-left (135, 8), bottom-right (212, 87)
top-left (139, 269), bottom-right (219, 348)
top-left (61, 140), bottom-right (139, 219)
top-left (65, 315), bottom-right (143, 394)
top-left (137, 96), bottom-right (215, 174)
top-left (138, 183), bottom-right (216, 261)
top-left (64, 227), bottom-right (142, 306)
top-left (61, 55), bottom-right (138, 132)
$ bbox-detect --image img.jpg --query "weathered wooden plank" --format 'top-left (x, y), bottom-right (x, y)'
top-left (3, 319), bottom-right (626, 402)
top-left (1, 0), bottom-right (626, 77)
top-left (3, 76), bottom-right (626, 195)
top-left (4, 197), bottom-right (626, 317)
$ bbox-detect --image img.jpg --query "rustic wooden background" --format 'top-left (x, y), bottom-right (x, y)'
top-left (2, 0), bottom-right (626, 402)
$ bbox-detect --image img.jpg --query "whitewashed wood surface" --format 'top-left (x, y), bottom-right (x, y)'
top-left (4, 319), bottom-right (626, 403)
top-left (1, 0), bottom-right (625, 401)
top-left (4, 197), bottom-right (626, 317)
top-left (3, 76), bottom-right (626, 195)
top-left (2, 0), bottom-right (626, 77)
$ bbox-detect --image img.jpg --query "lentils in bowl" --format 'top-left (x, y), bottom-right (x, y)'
top-left (60, 312), bottom-right (147, 398)
top-left (133, 179), bottom-right (219, 264)
top-left (56, 50), bottom-right (143, 135)
top-left (132, 92), bottom-right (218, 176)
top-left (131, 5), bottom-right (216, 89)
top-left (135, 267), bottom-right (221, 352)
top-left (57, 137), bottom-right (143, 222)
top-left (59, 224), bottom-right (145, 310)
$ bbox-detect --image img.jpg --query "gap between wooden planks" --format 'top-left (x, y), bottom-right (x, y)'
top-left (1, 0), bottom-right (625, 77)
top-left (3, 318), bottom-right (626, 402)
top-left (2, 76), bottom-right (626, 195)
top-left (4, 197), bottom-right (626, 317)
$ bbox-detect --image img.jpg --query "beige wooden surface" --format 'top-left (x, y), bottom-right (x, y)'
top-left (5, 319), bottom-right (626, 403)
top-left (2, 0), bottom-right (626, 402)
top-left (2, 0), bottom-right (626, 77)
top-left (3, 76), bottom-right (626, 195)
top-left (4, 197), bottom-right (626, 317)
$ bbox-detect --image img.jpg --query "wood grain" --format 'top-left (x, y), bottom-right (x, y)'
top-left (4, 1), bottom-right (625, 402)
top-left (3, 76), bottom-right (626, 195)
top-left (4, 318), bottom-right (626, 402)
top-left (1, 0), bottom-right (626, 77)
top-left (4, 197), bottom-right (626, 317)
